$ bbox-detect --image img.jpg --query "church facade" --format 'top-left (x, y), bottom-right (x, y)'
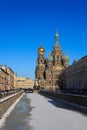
top-left (35, 32), bottom-right (69, 90)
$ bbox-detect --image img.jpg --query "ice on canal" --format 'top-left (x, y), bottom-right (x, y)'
top-left (0, 93), bottom-right (87, 130)
top-left (0, 94), bottom-right (32, 130)
top-left (28, 93), bottom-right (87, 130)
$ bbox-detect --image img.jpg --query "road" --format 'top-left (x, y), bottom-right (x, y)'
top-left (0, 93), bottom-right (87, 130)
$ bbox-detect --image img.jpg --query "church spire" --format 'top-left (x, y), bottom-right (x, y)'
top-left (53, 30), bottom-right (61, 51)
top-left (55, 30), bottom-right (59, 46)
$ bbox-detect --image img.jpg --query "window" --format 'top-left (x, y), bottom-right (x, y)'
top-left (78, 80), bottom-right (81, 86)
top-left (49, 81), bottom-right (51, 84)
top-left (56, 55), bottom-right (59, 61)
top-left (49, 74), bottom-right (51, 77)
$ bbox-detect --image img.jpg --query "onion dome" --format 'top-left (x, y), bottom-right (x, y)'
top-left (63, 55), bottom-right (70, 62)
top-left (48, 53), bottom-right (53, 62)
top-left (38, 45), bottom-right (45, 53)
top-left (55, 32), bottom-right (59, 39)
top-left (54, 31), bottom-right (60, 50)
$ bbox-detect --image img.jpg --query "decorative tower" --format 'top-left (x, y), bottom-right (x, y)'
top-left (45, 53), bottom-right (53, 89)
top-left (52, 32), bottom-right (63, 66)
top-left (51, 31), bottom-right (65, 90)
top-left (35, 44), bottom-right (45, 89)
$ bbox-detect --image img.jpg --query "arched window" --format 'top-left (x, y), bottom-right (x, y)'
top-left (49, 81), bottom-right (51, 84)
top-left (56, 55), bottom-right (59, 61)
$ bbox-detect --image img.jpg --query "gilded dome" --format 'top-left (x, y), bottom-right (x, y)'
top-left (63, 55), bottom-right (70, 62)
top-left (38, 45), bottom-right (45, 53)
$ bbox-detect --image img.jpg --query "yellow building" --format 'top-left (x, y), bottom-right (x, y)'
top-left (16, 77), bottom-right (34, 89)
top-left (7, 67), bottom-right (14, 90)
top-left (0, 66), bottom-right (9, 90)
top-left (14, 73), bottom-right (17, 89)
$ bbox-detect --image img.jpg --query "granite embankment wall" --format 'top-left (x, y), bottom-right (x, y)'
top-left (0, 91), bottom-right (23, 118)
top-left (40, 90), bottom-right (87, 107)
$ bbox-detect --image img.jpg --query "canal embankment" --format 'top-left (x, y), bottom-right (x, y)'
top-left (0, 93), bottom-right (32, 130)
top-left (39, 90), bottom-right (87, 107)
top-left (0, 91), bottom-right (24, 119)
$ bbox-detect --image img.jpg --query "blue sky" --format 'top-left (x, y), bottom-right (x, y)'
top-left (0, 0), bottom-right (87, 79)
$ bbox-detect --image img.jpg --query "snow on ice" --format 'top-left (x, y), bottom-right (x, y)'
top-left (27, 93), bottom-right (87, 130)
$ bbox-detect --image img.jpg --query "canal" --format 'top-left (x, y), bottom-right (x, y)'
top-left (0, 94), bottom-right (32, 130)
top-left (0, 93), bottom-right (87, 130)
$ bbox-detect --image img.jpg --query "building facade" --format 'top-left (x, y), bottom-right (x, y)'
top-left (0, 66), bottom-right (9, 90)
top-left (35, 32), bottom-right (69, 90)
top-left (0, 65), bottom-right (15, 90)
top-left (14, 73), bottom-right (17, 89)
top-left (16, 77), bottom-right (34, 89)
top-left (7, 67), bottom-right (14, 90)
top-left (65, 56), bottom-right (87, 92)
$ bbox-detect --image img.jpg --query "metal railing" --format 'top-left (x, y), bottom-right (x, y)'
top-left (0, 89), bottom-right (22, 99)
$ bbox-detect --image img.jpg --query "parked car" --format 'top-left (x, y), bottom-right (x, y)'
top-left (24, 88), bottom-right (34, 93)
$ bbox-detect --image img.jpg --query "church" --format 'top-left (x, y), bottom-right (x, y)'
top-left (35, 32), bottom-right (69, 90)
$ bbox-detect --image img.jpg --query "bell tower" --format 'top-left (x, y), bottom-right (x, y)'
top-left (37, 44), bottom-right (45, 65)
top-left (35, 44), bottom-right (45, 88)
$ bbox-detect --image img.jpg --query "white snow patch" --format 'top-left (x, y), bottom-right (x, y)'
top-left (27, 93), bottom-right (87, 130)
top-left (0, 93), bottom-right (24, 128)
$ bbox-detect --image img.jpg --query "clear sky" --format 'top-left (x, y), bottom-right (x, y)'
top-left (0, 0), bottom-right (87, 80)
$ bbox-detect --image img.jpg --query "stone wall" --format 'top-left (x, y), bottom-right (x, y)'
top-left (0, 91), bottom-right (23, 118)
top-left (40, 90), bottom-right (87, 107)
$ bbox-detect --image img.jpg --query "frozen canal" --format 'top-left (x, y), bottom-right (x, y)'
top-left (0, 93), bottom-right (87, 130)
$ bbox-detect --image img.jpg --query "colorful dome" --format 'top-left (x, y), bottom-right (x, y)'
top-left (38, 45), bottom-right (45, 53)
top-left (48, 54), bottom-right (53, 62)
top-left (63, 55), bottom-right (70, 62)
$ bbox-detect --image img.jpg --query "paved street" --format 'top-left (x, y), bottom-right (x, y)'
top-left (0, 93), bottom-right (87, 130)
